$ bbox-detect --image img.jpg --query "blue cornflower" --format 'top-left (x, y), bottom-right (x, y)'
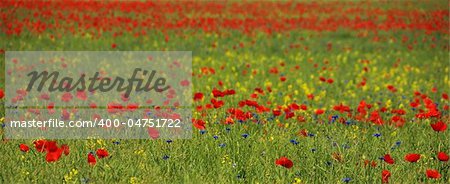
top-left (342, 178), bottom-right (351, 183)
top-left (112, 141), bottom-right (120, 145)
top-left (200, 130), bottom-right (207, 134)
top-left (373, 133), bottom-right (381, 138)
top-left (162, 155), bottom-right (170, 160)
top-left (213, 135), bottom-right (219, 140)
top-left (219, 143), bottom-right (226, 148)
top-left (242, 133), bottom-right (249, 138)
top-left (166, 140), bottom-right (173, 144)
top-left (290, 139), bottom-right (299, 145)
top-left (391, 141), bottom-right (402, 151)
top-left (308, 133), bottom-right (315, 137)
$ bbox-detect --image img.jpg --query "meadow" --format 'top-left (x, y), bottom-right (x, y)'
top-left (0, 1), bottom-right (449, 183)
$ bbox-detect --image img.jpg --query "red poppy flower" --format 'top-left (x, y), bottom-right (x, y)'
top-left (225, 117), bottom-right (234, 125)
top-left (88, 153), bottom-right (96, 165)
top-left (272, 109), bottom-right (281, 116)
top-left (126, 103), bottom-right (139, 111)
top-left (269, 67), bottom-right (278, 74)
top-left (111, 43), bottom-right (117, 49)
top-left (404, 153), bottom-right (420, 162)
top-left (431, 87), bottom-right (437, 93)
top-left (387, 85), bottom-right (397, 92)
top-left (326, 78), bottom-right (334, 84)
top-left (224, 89), bottom-right (235, 95)
top-left (275, 156), bottom-right (293, 169)
top-left (383, 154), bottom-right (395, 164)
top-left (369, 111), bottom-right (384, 125)
top-left (254, 88), bottom-right (264, 94)
top-left (180, 80), bottom-right (190, 86)
top-left (289, 103), bottom-right (300, 110)
top-left (16, 89), bottom-right (27, 96)
top-left (107, 102), bottom-right (124, 114)
top-left (300, 104), bottom-right (308, 111)
top-left (192, 119), bottom-right (206, 130)
top-left (0, 88), bottom-right (4, 99)
top-left (61, 109), bottom-right (70, 120)
top-left (333, 104), bottom-right (351, 113)
top-left (410, 101), bottom-right (420, 108)
top-left (47, 102), bottom-right (55, 110)
top-left (211, 98), bottom-right (224, 108)
top-left (194, 92), bottom-right (204, 101)
top-left (96, 149), bottom-right (109, 158)
top-left (147, 127), bottom-right (160, 139)
top-left (19, 144), bottom-right (29, 152)
top-left (34, 140), bottom-right (47, 152)
top-left (46, 148), bottom-right (63, 162)
top-left (442, 93), bottom-right (448, 100)
top-left (437, 152), bottom-right (449, 162)
top-left (212, 88), bottom-right (224, 97)
top-left (61, 92), bottom-right (73, 102)
top-left (430, 121), bottom-right (447, 132)
top-left (76, 91), bottom-right (87, 100)
top-left (426, 169), bottom-right (441, 179)
top-left (44, 141), bottom-right (59, 152)
top-left (61, 144), bottom-right (70, 156)
top-left (40, 93), bottom-right (50, 100)
top-left (90, 103), bottom-right (97, 108)
top-left (299, 129), bottom-right (308, 137)
top-left (382, 170), bottom-right (391, 183)
top-left (315, 109), bottom-right (325, 115)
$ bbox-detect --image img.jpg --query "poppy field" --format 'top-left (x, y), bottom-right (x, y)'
top-left (0, 1), bottom-right (449, 183)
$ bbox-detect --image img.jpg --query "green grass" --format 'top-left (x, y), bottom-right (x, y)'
top-left (0, 1), bottom-right (449, 182)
